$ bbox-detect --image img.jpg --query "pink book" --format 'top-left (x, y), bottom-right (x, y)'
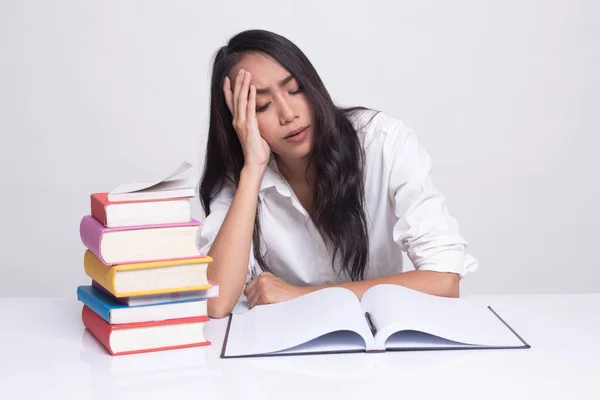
top-left (79, 215), bottom-right (203, 266)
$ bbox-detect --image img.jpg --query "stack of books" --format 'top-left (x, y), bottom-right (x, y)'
top-left (76, 167), bottom-right (217, 356)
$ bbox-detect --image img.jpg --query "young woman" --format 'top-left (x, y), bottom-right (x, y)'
top-left (198, 29), bottom-right (478, 318)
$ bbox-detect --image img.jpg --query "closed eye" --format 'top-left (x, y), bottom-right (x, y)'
top-left (256, 85), bottom-right (302, 112)
top-left (256, 102), bottom-right (270, 112)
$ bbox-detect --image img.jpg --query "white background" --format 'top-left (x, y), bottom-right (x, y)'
top-left (1, 0), bottom-right (598, 298)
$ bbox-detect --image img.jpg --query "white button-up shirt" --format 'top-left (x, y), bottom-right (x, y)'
top-left (197, 109), bottom-right (478, 299)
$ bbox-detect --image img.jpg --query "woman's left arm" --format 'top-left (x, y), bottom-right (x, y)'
top-left (244, 119), bottom-right (478, 307)
top-left (368, 120), bottom-right (478, 297)
top-left (374, 120), bottom-right (478, 297)
top-left (313, 121), bottom-right (473, 299)
top-left (245, 269), bottom-right (458, 308)
top-left (312, 269), bottom-right (460, 299)
top-left (304, 121), bottom-right (477, 300)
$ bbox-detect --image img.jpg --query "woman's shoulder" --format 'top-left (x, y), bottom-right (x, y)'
top-left (346, 107), bottom-right (414, 149)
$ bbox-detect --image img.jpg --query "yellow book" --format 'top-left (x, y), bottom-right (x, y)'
top-left (83, 250), bottom-right (213, 297)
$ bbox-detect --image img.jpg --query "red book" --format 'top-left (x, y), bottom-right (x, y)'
top-left (81, 305), bottom-right (210, 356)
top-left (90, 192), bottom-right (193, 228)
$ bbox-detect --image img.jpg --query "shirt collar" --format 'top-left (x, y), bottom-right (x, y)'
top-left (258, 153), bottom-right (311, 219)
top-left (259, 153), bottom-right (292, 197)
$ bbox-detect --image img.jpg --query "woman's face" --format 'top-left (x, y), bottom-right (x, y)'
top-left (228, 53), bottom-right (314, 160)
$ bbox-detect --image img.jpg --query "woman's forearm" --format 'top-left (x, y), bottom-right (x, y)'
top-left (303, 270), bottom-right (460, 300)
top-left (206, 166), bottom-right (265, 318)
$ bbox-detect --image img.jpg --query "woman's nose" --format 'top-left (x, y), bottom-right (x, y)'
top-left (279, 100), bottom-right (297, 125)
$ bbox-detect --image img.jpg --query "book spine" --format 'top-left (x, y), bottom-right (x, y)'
top-left (84, 251), bottom-right (118, 296)
top-left (90, 194), bottom-right (108, 227)
top-left (77, 286), bottom-right (112, 323)
top-left (365, 348), bottom-right (386, 353)
top-left (79, 216), bottom-right (109, 265)
top-left (81, 305), bottom-right (115, 355)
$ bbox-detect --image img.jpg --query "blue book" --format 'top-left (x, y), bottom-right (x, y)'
top-left (76, 285), bottom-right (208, 324)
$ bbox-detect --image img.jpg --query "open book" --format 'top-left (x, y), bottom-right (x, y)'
top-left (108, 161), bottom-right (198, 202)
top-left (221, 284), bottom-right (530, 358)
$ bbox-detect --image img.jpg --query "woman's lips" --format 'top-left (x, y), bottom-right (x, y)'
top-left (284, 126), bottom-right (309, 142)
top-left (285, 125), bottom-right (309, 138)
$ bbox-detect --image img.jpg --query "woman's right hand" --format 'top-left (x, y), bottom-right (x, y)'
top-left (224, 69), bottom-right (271, 171)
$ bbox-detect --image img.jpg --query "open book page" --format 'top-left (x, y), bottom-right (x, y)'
top-left (108, 161), bottom-right (197, 200)
top-left (361, 284), bottom-right (525, 349)
top-left (274, 331), bottom-right (370, 355)
top-left (222, 287), bottom-right (374, 357)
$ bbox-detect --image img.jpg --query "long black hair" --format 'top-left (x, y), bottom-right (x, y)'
top-left (200, 29), bottom-right (376, 281)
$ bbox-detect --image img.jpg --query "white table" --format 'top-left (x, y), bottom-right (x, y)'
top-left (1, 294), bottom-right (599, 400)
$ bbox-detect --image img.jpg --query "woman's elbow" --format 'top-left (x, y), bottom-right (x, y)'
top-left (207, 298), bottom-right (233, 319)
top-left (440, 272), bottom-right (460, 298)
top-left (421, 270), bottom-right (460, 298)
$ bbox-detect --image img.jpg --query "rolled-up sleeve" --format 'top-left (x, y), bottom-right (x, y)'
top-left (196, 180), bottom-right (257, 283)
top-left (386, 121), bottom-right (478, 278)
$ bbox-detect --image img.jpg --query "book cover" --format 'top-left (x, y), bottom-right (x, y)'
top-left (81, 305), bottom-right (210, 356)
top-left (90, 192), bottom-right (191, 227)
top-left (77, 285), bottom-right (209, 324)
top-left (83, 250), bottom-right (213, 297)
top-left (79, 215), bottom-right (202, 265)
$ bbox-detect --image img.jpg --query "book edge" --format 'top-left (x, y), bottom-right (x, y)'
top-left (487, 305), bottom-right (531, 348)
top-left (220, 313), bottom-right (233, 358)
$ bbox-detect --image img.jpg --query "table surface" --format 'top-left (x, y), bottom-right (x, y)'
top-left (2, 293), bottom-right (599, 400)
